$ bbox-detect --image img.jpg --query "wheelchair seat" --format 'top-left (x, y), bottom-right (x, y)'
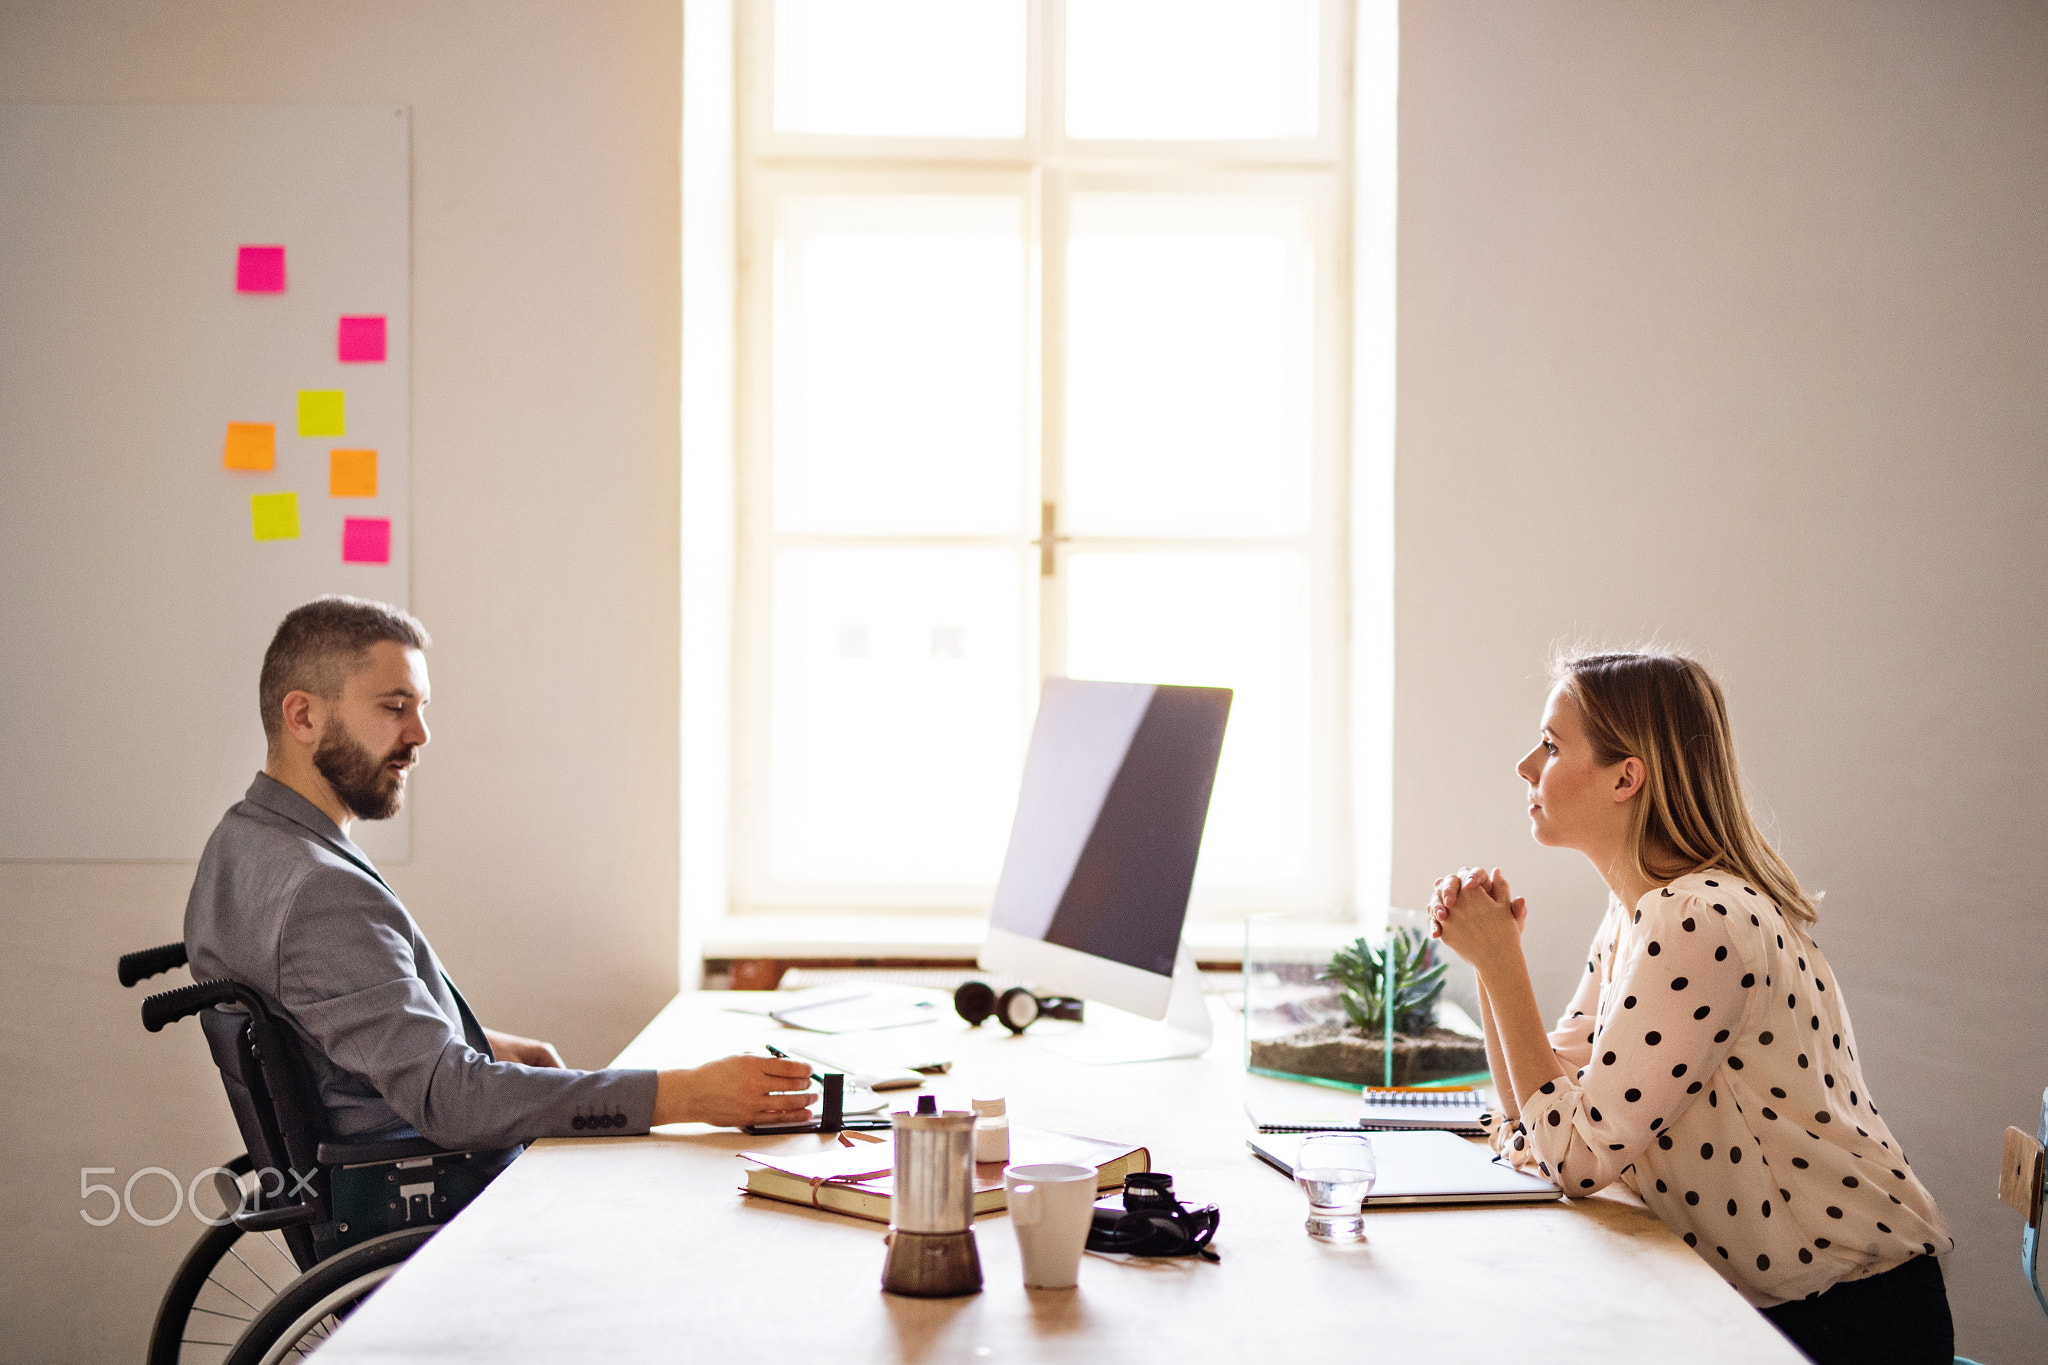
top-left (120, 940), bottom-right (512, 1364)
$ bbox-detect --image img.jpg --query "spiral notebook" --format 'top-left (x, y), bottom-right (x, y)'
top-left (1246, 1088), bottom-right (1494, 1136)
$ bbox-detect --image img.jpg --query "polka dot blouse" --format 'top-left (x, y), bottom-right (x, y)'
top-left (1483, 871), bottom-right (1952, 1307)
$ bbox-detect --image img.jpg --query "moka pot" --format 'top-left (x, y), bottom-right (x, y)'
top-left (881, 1106), bottom-right (983, 1297)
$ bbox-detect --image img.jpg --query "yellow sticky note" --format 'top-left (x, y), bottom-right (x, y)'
top-left (223, 422), bottom-right (275, 471)
top-left (298, 389), bottom-right (345, 437)
top-left (329, 449), bottom-right (377, 497)
top-left (251, 491), bottom-right (300, 541)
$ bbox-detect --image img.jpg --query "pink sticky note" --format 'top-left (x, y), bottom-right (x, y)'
top-left (342, 517), bottom-right (392, 565)
top-left (237, 245), bottom-right (286, 293)
top-left (338, 315), bottom-right (387, 363)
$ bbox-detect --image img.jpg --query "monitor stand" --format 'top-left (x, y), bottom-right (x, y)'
top-left (1037, 940), bottom-right (1214, 1066)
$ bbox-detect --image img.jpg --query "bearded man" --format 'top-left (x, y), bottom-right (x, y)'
top-left (184, 596), bottom-right (811, 1151)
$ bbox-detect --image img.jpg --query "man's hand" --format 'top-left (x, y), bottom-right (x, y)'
top-left (653, 1055), bottom-right (815, 1129)
top-left (485, 1028), bottom-right (566, 1068)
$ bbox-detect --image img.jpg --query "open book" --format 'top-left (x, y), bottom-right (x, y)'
top-left (739, 1126), bottom-right (1149, 1225)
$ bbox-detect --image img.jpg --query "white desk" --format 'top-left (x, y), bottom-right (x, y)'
top-left (315, 994), bottom-right (1803, 1364)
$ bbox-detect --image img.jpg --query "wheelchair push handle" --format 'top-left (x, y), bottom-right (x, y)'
top-left (141, 979), bottom-right (245, 1033)
top-left (119, 941), bottom-right (189, 988)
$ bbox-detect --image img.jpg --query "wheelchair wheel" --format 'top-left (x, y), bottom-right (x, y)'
top-left (147, 1156), bottom-right (314, 1365)
top-left (149, 1217), bottom-right (310, 1363)
top-left (220, 1226), bottom-right (434, 1365)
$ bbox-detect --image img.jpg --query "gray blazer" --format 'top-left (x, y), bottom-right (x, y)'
top-left (184, 774), bottom-right (657, 1149)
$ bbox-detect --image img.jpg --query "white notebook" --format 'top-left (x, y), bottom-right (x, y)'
top-left (1248, 1130), bottom-right (1559, 1206)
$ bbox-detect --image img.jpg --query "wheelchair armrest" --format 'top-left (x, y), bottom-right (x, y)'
top-left (316, 1135), bottom-right (454, 1166)
top-left (233, 1203), bottom-right (318, 1233)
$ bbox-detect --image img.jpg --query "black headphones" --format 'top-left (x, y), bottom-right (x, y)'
top-left (952, 981), bottom-right (1084, 1034)
top-left (1086, 1172), bottom-right (1221, 1261)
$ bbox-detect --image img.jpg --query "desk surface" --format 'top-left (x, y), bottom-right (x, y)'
top-left (317, 994), bottom-right (1802, 1364)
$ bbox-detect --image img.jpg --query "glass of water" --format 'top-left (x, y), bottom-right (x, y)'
top-left (1296, 1133), bottom-right (1376, 1241)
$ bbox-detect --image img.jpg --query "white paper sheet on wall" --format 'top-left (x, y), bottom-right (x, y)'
top-left (0, 104), bottom-right (412, 861)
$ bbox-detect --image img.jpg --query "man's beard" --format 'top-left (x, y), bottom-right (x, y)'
top-left (313, 718), bottom-right (417, 821)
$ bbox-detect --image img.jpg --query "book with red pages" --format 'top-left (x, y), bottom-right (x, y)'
top-left (739, 1125), bottom-right (1150, 1224)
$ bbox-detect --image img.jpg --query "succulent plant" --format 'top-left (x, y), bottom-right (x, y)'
top-left (1320, 928), bottom-right (1449, 1035)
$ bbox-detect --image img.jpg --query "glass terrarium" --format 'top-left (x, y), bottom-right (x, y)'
top-left (1244, 908), bottom-right (1491, 1090)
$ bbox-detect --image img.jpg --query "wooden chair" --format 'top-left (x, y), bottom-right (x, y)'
top-left (1996, 1088), bottom-right (2048, 1317)
top-left (1968, 1085), bottom-right (2048, 1364)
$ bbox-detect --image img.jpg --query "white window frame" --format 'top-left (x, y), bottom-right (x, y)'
top-left (683, 0), bottom-right (1397, 964)
top-left (1037, 164), bottom-right (1352, 920)
top-left (736, 165), bottom-right (1040, 913)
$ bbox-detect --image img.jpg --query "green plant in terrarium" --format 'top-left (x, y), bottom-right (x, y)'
top-left (1320, 928), bottom-right (1450, 1035)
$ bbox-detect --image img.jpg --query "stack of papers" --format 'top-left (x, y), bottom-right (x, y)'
top-left (724, 983), bottom-right (952, 1034)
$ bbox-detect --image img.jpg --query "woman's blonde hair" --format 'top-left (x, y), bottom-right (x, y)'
top-left (1553, 650), bottom-right (1817, 923)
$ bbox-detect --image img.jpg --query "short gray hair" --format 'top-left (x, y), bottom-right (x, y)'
top-left (259, 596), bottom-right (430, 745)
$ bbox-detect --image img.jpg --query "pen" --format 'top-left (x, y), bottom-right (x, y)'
top-left (765, 1044), bottom-right (790, 1059)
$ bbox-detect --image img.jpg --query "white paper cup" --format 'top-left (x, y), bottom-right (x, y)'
top-left (1004, 1162), bottom-right (1098, 1289)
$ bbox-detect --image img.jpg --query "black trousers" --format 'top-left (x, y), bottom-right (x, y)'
top-left (1761, 1254), bottom-right (1955, 1365)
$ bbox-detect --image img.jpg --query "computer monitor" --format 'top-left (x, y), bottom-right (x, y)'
top-left (979, 677), bottom-right (1231, 1063)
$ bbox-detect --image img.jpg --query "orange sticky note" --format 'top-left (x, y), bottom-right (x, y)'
top-left (329, 449), bottom-right (377, 497)
top-left (223, 422), bottom-right (275, 471)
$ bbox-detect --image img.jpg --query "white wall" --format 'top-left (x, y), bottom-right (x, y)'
top-left (0, 2), bottom-right (681, 1359)
top-left (1396, 2), bottom-right (2048, 1358)
top-left (5, 0), bottom-right (2045, 1359)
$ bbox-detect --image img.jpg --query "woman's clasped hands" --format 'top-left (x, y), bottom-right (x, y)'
top-left (1428, 866), bottom-right (1529, 971)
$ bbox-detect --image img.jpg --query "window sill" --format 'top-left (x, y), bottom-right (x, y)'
top-left (697, 913), bottom-right (1363, 964)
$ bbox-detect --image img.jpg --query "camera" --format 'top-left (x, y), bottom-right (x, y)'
top-left (1085, 1171), bottom-right (1221, 1261)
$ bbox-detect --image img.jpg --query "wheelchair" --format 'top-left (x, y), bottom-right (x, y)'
top-left (120, 942), bottom-right (510, 1364)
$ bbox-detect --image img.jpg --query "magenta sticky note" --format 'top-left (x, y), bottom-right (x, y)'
top-left (338, 315), bottom-right (387, 363)
top-left (342, 517), bottom-right (392, 565)
top-left (237, 245), bottom-right (286, 293)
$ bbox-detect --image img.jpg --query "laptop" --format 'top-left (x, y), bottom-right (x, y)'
top-left (1248, 1130), bottom-right (1559, 1206)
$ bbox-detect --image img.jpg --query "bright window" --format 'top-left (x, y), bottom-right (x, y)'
top-left (731, 0), bottom-right (1365, 919)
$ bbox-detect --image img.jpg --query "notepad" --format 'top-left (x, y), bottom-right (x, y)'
top-left (1247, 1088), bottom-right (1494, 1136)
top-left (1247, 1130), bottom-right (1559, 1206)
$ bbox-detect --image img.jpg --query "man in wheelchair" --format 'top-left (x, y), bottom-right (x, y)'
top-left (186, 595), bottom-right (815, 1154)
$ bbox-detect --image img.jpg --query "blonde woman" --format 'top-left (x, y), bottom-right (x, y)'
top-left (1429, 651), bottom-right (1953, 1364)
